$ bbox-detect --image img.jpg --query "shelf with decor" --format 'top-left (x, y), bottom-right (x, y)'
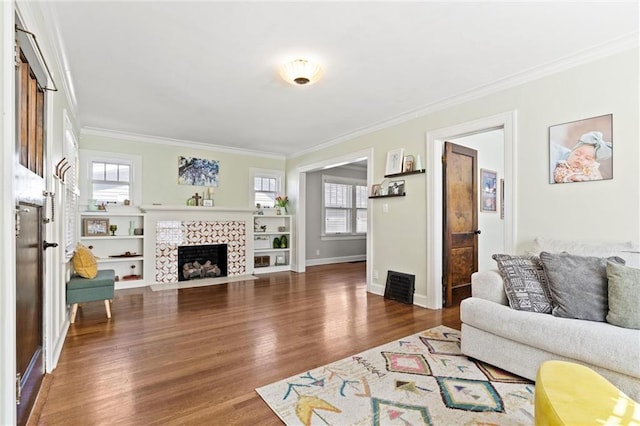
top-left (79, 210), bottom-right (146, 288)
top-left (383, 169), bottom-right (425, 178)
top-left (252, 215), bottom-right (293, 274)
top-left (368, 193), bottom-right (406, 199)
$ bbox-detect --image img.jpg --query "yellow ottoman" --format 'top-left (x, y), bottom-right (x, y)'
top-left (535, 360), bottom-right (640, 425)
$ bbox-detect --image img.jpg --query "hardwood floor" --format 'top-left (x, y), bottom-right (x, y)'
top-left (36, 263), bottom-right (460, 425)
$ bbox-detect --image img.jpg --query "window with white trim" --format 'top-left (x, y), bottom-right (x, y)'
top-left (91, 160), bottom-right (131, 203)
top-left (80, 150), bottom-right (142, 207)
top-left (251, 168), bottom-right (283, 208)
top-left (322, 175), bottom-right (367, 235)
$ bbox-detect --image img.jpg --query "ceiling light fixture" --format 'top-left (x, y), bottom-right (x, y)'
top-left (280, 59), bottom-right (323, 86)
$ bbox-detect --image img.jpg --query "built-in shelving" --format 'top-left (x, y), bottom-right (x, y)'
top-left (252, 215), bottom-right (293, 274)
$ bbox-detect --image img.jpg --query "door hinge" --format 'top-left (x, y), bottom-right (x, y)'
top-left (16, 373), bottom-right (21, 405)
top-left (441, 155), bottom-right (446, 165)
top-left (14, 41), bottom-right (20, 68)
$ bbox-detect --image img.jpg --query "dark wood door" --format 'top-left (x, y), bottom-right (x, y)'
top-left (443, 142), bottom-right (478, 307)
top-left (15, 40), bottom-right (46, 425)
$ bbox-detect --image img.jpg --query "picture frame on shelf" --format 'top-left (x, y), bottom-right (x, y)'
top-left (403, 155), bottom-right (414, 173)
top-left (82, 218), bottom-right (109, 236)
top-left (480, 169), bottom-right (497, 212)
top-left (385, 148), bottom-right (404, 175)
top-left (370, 184), bottom-right (381, 197)
top-left (388, 179), bottom-right (405, 195)
top-left (379, 179), bottom-right (390, 196)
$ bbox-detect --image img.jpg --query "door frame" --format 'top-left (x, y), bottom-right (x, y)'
top-left (294, 148), bottom-right (373, 287)
top-left (425, 111), bottom-right (517, 309)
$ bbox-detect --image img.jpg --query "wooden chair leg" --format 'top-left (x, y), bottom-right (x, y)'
top-left (70, 303), bottom-right (79, 324)
top-left (104, 299), bottom-right (112, 319)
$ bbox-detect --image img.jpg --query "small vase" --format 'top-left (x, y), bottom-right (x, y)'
top-left (276, 207), bottom-right (282, 215)
top-left (129, 221), bottom-right (135, 236)
top-left (280, 235), bottom-right (288, 248)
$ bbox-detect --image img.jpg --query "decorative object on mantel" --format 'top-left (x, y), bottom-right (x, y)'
top-left (178, 156), bottom-right (220, 186)
top-left (275, 195), bottom-right (289, 214)
top-left (549, 114), bottom-right (613, 184)
top-left (385, 148), bottom-right (404, 175)
top-left (187, 192), bottom-right (202, 206)
top-left (202, 187), bottom-right (214, 207)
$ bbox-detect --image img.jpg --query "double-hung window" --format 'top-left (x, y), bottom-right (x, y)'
top-left (322, 175), bottom-right (367, 236)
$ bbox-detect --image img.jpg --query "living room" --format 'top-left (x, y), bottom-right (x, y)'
top-left (1, 2), bottom-right (639, 425)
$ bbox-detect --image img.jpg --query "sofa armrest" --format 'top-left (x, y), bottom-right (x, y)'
top-left (471, 270), bottom-right (508, 305)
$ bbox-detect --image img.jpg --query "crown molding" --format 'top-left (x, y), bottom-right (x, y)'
top-left (289, 32), bottom-right (639, 159)
top-left (80, 127), bottom-right (286, 160)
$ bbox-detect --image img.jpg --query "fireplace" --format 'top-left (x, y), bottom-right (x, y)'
top-left (178, 244), bottom-right (228, 281)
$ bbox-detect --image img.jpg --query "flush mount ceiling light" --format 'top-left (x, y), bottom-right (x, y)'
top-left (280, 59), bottom-right (323, 86)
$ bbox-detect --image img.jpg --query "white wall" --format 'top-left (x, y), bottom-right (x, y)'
top-left (286, 48), bottom-right (640, 308)
top-left (305, 165), bottom-right (367, 264)
top-left (79, 132), bottom-right (286, 208)
top-left (453, 129), bottom-right (505, 272)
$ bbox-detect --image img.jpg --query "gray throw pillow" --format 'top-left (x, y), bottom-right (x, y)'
top-left (606, 261), bottom-right (640, 329)
top-left (539, 251), bottom-right (625, 321)
top-left (492, 254), bottom-right (552, 313)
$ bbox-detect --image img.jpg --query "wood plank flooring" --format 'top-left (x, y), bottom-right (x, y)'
top-left (36, 263), bottom-right (460, 425)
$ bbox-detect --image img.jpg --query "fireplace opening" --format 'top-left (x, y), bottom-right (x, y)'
top-left (178, 244), bottom-right (227, 281)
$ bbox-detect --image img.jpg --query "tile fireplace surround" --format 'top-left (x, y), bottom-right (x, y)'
top-left (141, 206), bottom-right (256, 285)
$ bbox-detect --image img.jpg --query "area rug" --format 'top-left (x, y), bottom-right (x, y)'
top-left (256, 326), bottom-right (534, 425)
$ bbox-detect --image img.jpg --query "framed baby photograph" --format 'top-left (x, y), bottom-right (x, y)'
top-left (548, 114), bottom-right (613, 184)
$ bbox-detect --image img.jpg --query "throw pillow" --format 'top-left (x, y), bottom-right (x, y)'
top-left (492, 254), bottom-right (552, 313)
top-left (539, 251), bottom-right (625, 321)
top-left (606, 261), bottom-right (640, 329)
top-left (72, 243), bottom-right (98, 279)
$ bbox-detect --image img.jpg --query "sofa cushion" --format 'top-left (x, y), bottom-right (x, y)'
top-left (492, 254), bottom-right (552, 313)
top-left (606, 261), bottom-right (640, 329)
top-left (531, 238), bottom-right (639, 268)
top-left (540, 251), bottom-right (624, 322)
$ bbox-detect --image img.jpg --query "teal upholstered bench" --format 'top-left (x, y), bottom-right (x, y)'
top-left (66, 269), bottom-right (115, 323)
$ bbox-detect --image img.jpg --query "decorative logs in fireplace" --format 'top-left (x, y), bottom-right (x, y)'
top-left (182, 260), bottom-right (222, 280)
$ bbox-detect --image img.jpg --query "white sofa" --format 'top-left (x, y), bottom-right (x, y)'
top-left (460, 239), bottom-right (640, 401)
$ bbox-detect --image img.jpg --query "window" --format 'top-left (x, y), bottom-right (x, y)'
top-left (322, 175), bottom-right (367, 235)
top-left (251, 169), bottom-right (283, 207)
top-left (80, 150), bottom-right (142, 206)
top-left (91, 160), bottom-right (131, 203)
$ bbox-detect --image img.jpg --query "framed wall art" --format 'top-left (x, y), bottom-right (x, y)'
top-left (549, 114), bottom-right (613, 184)
top-left (82, 218), bottom-right (109, 236)
top-left (385, 148), bottom-right (404, 175)
top-left (178, 156), bottom-right (220, 186)
top-left (480, 169), bottom-right (497, 212)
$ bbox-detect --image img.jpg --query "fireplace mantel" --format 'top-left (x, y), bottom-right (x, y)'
top-left (141, 205), bottom-right (255, 214)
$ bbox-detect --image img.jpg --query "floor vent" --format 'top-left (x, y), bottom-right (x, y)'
top-left (384, 271), bottom-right (415, 304)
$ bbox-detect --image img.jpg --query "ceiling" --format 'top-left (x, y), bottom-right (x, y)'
top-left (45, 2), bottom-right (638, 157)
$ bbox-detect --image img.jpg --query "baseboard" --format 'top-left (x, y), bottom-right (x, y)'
top-left (115, 279), bottom-right (148, 290)
top-left (306, 254), bottom-right (366, 267)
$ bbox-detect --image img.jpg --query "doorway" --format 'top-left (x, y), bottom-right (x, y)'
top-left (426, 112), bottom-right (516, 309)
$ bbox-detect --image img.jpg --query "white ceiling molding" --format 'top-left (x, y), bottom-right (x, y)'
top-left (80, 127), bottom-right (286, 160)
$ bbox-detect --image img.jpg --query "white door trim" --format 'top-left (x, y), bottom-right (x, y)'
top-left (294, 148), bottom-right (373, 289)
top-left (425, 111), bottom-right (517, 309)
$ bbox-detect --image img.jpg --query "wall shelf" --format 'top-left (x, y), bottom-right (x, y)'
top-left (384, 169), bottom-right (425, 178)
top-left (369, 193), bottom-right (406, 199)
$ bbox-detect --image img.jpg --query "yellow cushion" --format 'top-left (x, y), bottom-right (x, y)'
top-left (535, 360), bottom-right (640, 426)
top-left (72, 243), bottom-right (98, 279)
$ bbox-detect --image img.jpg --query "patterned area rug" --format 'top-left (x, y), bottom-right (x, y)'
top-left (256, 326), bottom-right (534, 425)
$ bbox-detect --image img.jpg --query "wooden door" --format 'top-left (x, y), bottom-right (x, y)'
top-left (442, 142), bottom-right (478, 307)
top-left (15, 41), bottom-right (46, 425)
